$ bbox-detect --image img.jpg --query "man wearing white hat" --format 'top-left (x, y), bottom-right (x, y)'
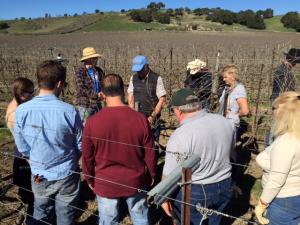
top-left (184, 59), bottom-right (213, 109)
top-left (127, 55), bottom-right (166, 144)
top-left (75, 47), bottom-right (105, 124)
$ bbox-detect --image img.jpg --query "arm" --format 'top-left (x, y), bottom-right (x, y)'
top-left (74, 109), bottom-right (83, 157)
top-left (151, 76), bottom-right (167, 119)
top-left (128, 94), bottom-right (135, 110)
top-left (237, 97), bottom-right (249, 116)
top-left (127, 76), bottom-right (135, 109)
top-left (81, 120), bottom-right (95, 189)
top-left (143, 119), bottom-right (157, 182)
top-left (151, 96), bottom-right (166, 118)
top-left (260, 135), bottom-right (295, 204)
top-left (14, 110), bottom-right (31, 157)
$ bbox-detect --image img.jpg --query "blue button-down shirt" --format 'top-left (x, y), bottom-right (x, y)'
top-left (14, 94), bottom-right (83, 181)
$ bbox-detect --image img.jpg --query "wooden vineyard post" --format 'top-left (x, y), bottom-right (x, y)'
top-left (181, 167), bottom-right (192, 225)
top-left (168, 48), bottom-right (173, 115)
top-left (252, 64), bottom-right (264, 138)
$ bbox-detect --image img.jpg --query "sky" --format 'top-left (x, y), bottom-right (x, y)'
top-left (0, 0), bottom-right (299, 20)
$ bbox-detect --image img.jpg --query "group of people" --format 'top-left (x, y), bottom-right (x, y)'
top-left (4, 46), bottom-right (300, 225)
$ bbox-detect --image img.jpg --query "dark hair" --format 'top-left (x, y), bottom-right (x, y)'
top-left (12, 77), bottom-right (34, 105)
top-left (36, 60), bottom-right (66, 90)
top-left (102, 74), bottom-right (124, 97)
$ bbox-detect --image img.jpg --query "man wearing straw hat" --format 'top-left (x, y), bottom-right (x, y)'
top-left (75, 47), bottom-right (105, 124)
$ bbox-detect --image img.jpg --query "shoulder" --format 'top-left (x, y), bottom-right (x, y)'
top-left (233, 83), bottom-right (247, 96)
top-left (149, 70), bottom-right (160, 79)
top-left (95, 66), bottom-right (104, 75)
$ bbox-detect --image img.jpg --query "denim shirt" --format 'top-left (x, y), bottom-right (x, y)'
top-left (14, 94), bottom-right (83, 181)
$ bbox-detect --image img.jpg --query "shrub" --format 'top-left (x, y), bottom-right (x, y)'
top-left (281, 12), bottom-right (300, 29)
top-left (154, 12), bottom-right (170, 24)
top-left (0, 22), bottom-right (9, 29)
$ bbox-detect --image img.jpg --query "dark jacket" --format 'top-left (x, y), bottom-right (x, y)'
top-left (74, 66), bottom-right (104, 109)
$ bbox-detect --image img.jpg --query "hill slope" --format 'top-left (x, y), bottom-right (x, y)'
top-left (0, 13), bottom-right (298, 34)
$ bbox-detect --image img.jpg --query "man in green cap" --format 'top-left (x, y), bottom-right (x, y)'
top-left (161, 88), bottom-right (234, 225)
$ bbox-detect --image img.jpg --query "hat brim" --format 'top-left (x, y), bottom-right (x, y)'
top-left (80, 53), bottom-right (101, 62)
top-left (132, 64), bottom-right (145, 72)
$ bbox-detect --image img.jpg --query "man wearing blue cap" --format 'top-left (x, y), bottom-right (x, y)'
top-left (127, 55), bottom-right (166, 142)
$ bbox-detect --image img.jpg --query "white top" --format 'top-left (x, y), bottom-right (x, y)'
top-left (220, 83), bottom-right (247, 128)
top-left (256, 133), bottom-right (300, 203)
top-left (127, 75), bottom-right (166, 98)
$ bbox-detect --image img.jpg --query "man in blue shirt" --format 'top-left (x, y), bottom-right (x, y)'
top-left (14, 60), bottom-right (83, 225)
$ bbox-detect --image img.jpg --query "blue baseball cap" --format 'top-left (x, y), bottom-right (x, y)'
top-left (132, 55), bottom-right (148, 72)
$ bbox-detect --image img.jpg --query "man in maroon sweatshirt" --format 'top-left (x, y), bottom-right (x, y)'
top-left (82, 73), bottom-right (157, 225)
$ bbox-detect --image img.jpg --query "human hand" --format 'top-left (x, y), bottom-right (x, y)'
top-left (88, 183), bottom-right (94, 191)
top-left (255, 199), bottom-right (269, 224)
top-left (161, 201), bottom-right (173, 217)
top-left (232, 184), bottom-right (243, 198)
top-left (148, 116), bottom-right (155, 125)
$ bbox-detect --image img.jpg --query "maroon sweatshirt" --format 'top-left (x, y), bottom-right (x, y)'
top-left (82, 106), bottom-right (157, 198)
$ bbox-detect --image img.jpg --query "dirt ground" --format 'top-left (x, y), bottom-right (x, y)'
top-left (0, 113), bottom-right (263, 225)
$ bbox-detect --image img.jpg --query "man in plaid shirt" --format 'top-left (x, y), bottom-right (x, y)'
top-left (75, 47), bottom-right (104, 123)
top-left (271, 48), bottom-right (300, 101)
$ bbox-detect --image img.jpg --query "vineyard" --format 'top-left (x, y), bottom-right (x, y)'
top-left (0, 31), bottom-right (300, 224)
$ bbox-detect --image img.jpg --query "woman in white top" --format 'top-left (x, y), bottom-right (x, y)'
top-left (255, 91), bottom-right (300, 225)
top-left (5, 77), bottom-right (35, 218)
top-left (219, 64), bottom-right (249, 129)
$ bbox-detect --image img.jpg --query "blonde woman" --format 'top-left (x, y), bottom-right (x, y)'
top-left (219, 65), bottom-right (249, 130)
top-left (255, 92), bottom-right (300, 225)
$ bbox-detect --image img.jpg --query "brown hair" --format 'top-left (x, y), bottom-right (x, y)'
top-left (102, 74), bottom-right (124, 97)
top-left (36, 60), bottom-right (66, 90)
top-left (12, 77), bottom-right (34, 104)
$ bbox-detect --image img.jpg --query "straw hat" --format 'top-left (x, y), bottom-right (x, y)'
top-left (186, 59), bottom-right (207, 75)
top-left (80, 47), bottom-right (102, 61)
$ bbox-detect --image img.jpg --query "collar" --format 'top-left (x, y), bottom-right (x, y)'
top-left (180, 110), bottom-right (207, 126)
top-left (36, 93), bottom-right (58, 100)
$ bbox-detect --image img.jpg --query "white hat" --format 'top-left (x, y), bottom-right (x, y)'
top-left (186, 59), bottom-right (207, 75)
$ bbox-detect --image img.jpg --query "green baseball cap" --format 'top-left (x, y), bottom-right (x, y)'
top-left (169, 88), bottom-right (199, 107)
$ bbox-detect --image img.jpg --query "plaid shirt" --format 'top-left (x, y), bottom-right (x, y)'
top-left (74, 66), bottom-right (104, 109)
top-left (271, 62), bottom-right (295, 101)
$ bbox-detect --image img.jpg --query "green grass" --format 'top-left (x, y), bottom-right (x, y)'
top-left (2, 13), bottom-right (299, 34)
top-left (265, 16), bottom-right (296, 32)
top-left (82, 14), bottom-right (165, 32)
top-left (0, 128), bottom-right (13, 144)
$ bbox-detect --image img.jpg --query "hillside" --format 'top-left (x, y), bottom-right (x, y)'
top-left (0, 13), bottom-right (298, 34)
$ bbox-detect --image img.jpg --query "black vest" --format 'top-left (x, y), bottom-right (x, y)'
top-left (132, 70), bottom-right (159, 117)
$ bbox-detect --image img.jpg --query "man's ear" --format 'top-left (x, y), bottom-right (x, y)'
top-left (56, 81), bottom-right (63, 89)
top-left (100, 91), bottom-right (106, 100)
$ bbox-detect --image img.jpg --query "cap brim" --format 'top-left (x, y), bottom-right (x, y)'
top-left (132, 64), bottom-right (144, 72)
top-left (80, 53), bottom-right (101, 61)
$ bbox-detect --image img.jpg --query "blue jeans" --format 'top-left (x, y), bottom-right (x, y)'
top-left (96, 191), bottom-right (150, 225)
top-left (174, 178), bottom-right (233, 225)
top-left (266, 195), bottom-right (300, 225)
top-left (31, 173), bottom-right (80, 225)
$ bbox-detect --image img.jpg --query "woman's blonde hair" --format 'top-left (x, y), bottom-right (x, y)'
top-left (271, 91), bottom-right (300, 139)
top-left (221, 64), bottom-right (239, 80)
